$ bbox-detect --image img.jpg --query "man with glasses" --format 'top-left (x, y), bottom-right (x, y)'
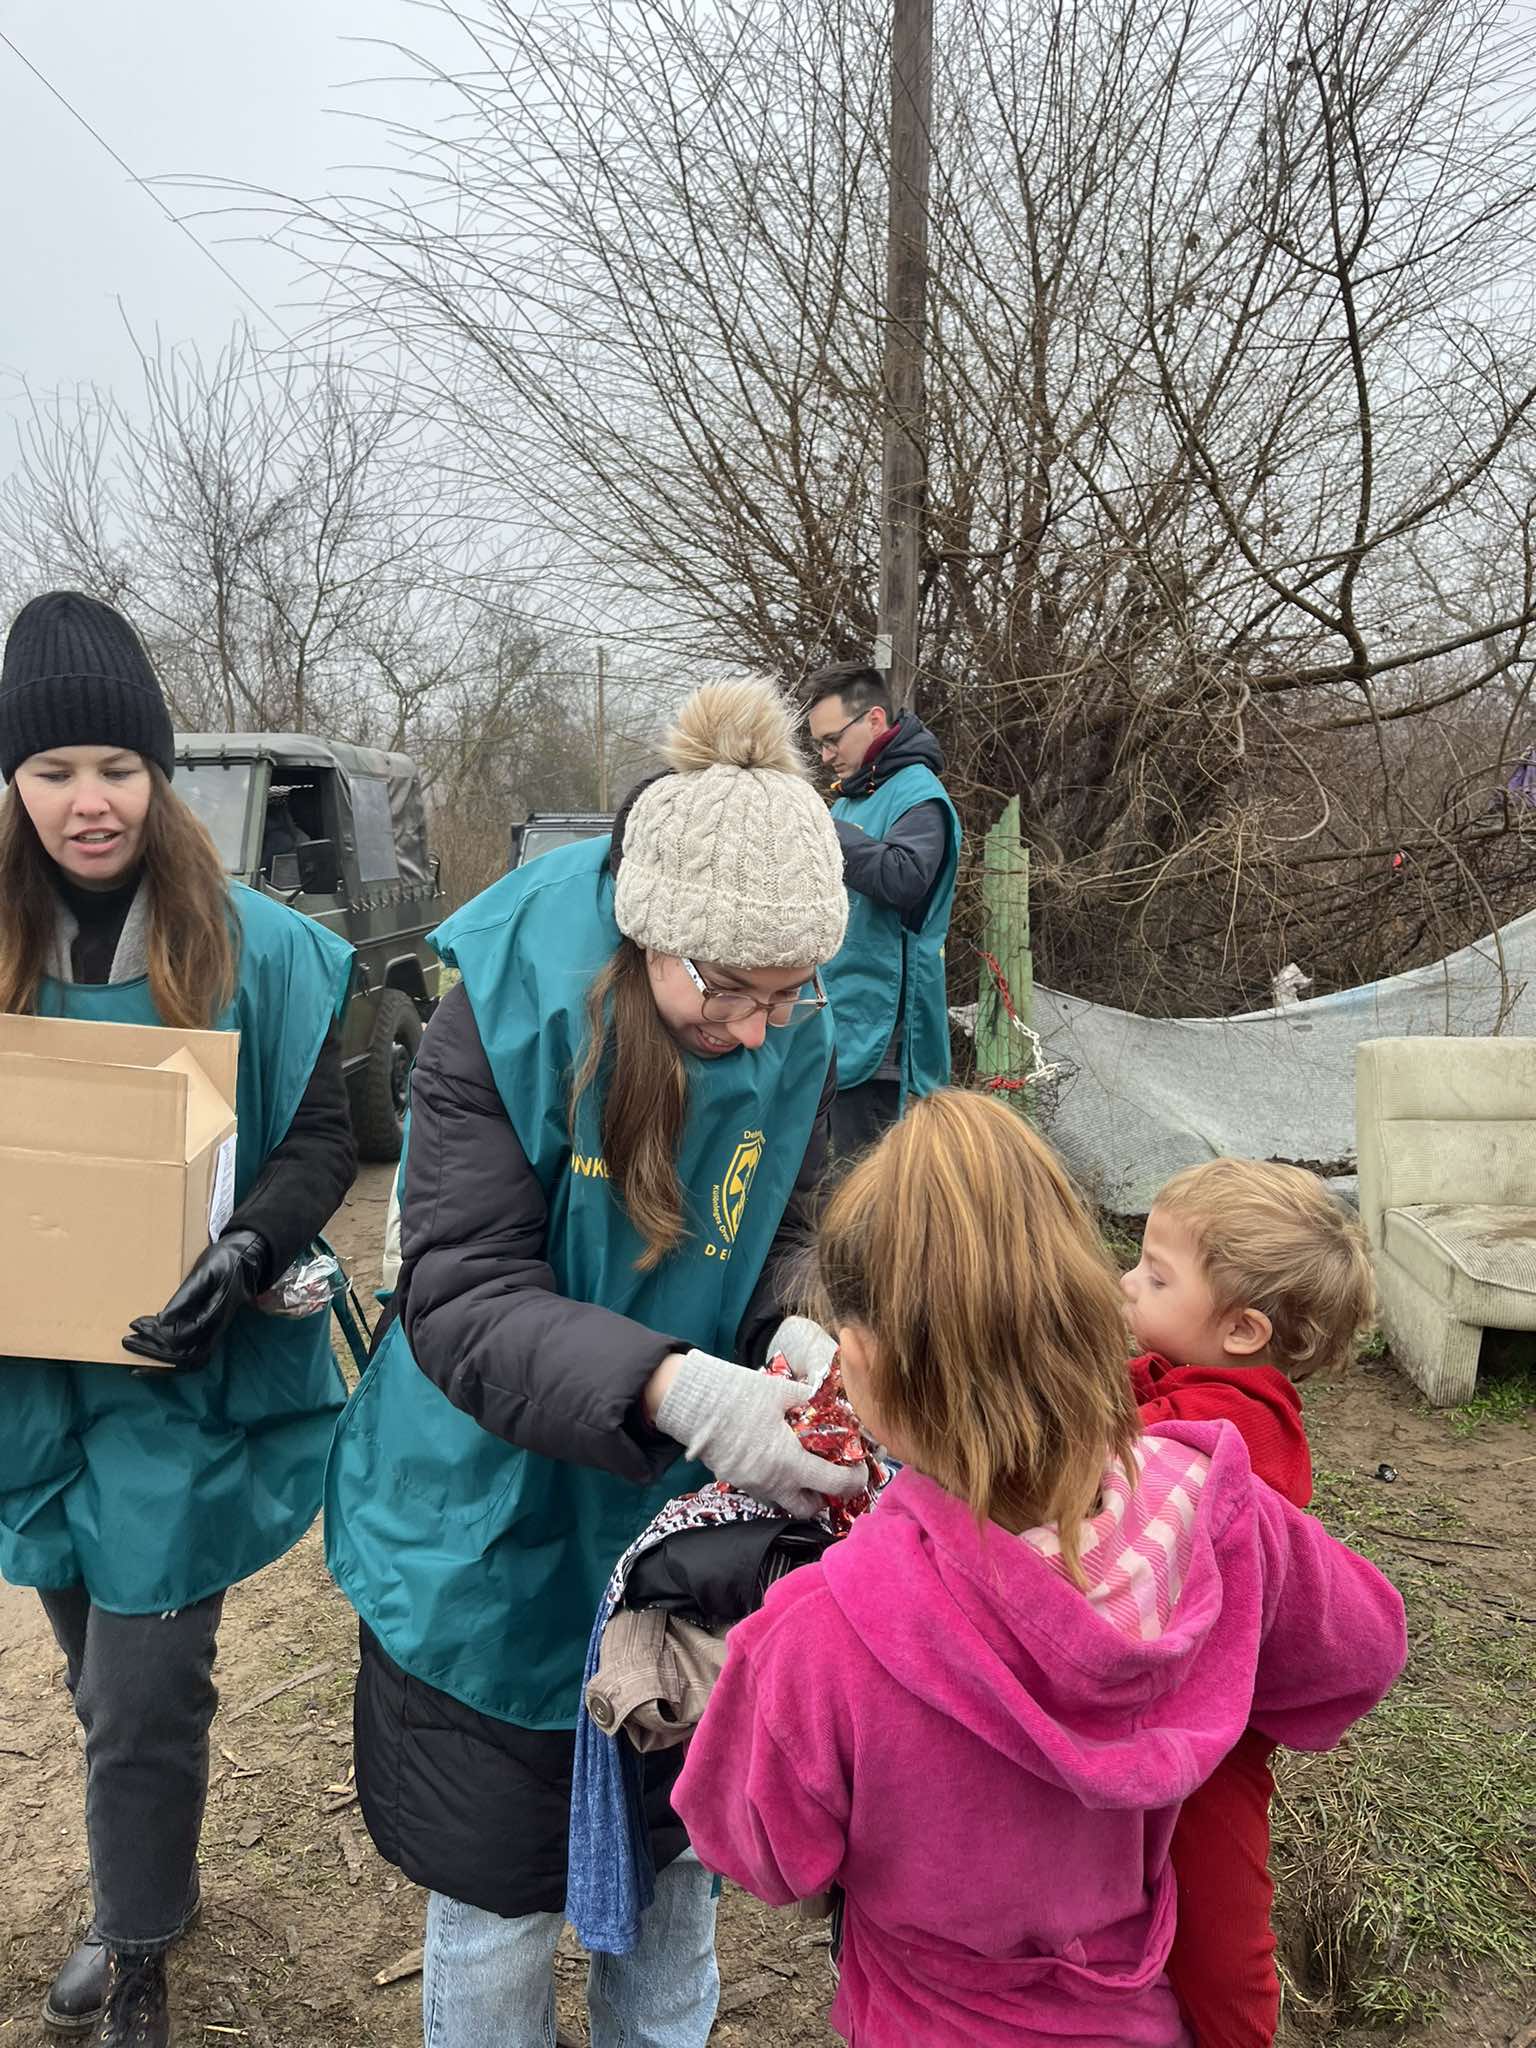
top-left (804, 662), bottom-right (961, 1157)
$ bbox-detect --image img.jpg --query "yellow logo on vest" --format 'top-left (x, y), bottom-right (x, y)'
top-left (708, 1129), bottom-right (765, 1258)
top-left (570, 1153), bottom-right (609, 1179)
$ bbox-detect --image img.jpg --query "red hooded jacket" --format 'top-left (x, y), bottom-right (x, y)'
top-left (1130, 1355), bottom-right (1312, 1509)
top-left (1130, 1354), bottom-right (1314, 2048)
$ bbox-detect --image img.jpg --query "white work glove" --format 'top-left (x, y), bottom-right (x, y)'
top-left (655, 1350), bottom-right (869, 1518)
top-left (764, 1314), bottom-right (838, 1392)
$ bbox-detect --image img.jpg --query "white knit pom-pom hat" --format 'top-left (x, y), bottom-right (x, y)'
top-left (613, 679), bottom-right (849, 970)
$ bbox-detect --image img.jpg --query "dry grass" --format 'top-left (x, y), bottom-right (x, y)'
top-left (1270, 1470), bottom-right (1536, 2025)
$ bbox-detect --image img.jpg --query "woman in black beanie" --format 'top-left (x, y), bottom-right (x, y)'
top-left (0, 592), bottom-right (358, 2048)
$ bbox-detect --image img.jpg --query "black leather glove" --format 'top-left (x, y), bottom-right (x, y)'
top-left (123, 1229), bottom-right (270, 1372)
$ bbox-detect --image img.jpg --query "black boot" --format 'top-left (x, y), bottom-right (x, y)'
top-left (42, 1931), bottom-right (108, 2034)
top-left (44, 1897), bottom-right (197, 2036)
top-left (93, 1952), bottom-right (170, 2048)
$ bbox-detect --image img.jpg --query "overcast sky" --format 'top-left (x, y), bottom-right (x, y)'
top-left (0, 0), bottom-right (462, 442)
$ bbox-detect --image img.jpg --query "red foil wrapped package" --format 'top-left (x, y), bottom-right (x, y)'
top-left (767, 1348), bottom-right (885, 1534)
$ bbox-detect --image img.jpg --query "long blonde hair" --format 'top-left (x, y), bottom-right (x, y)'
top-left (568, 937), bottom-right (689, 1271)
top-left (814, 1090), bottom-right (1140, 1582)
top-left (0, 767), bottom-right (238, 1027)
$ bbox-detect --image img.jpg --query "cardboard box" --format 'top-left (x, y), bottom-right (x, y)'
top-left (0, 1013), bottom-right (239, 1367)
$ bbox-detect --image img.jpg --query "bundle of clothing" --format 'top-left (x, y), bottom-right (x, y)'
top-left (566, 1326), bottom-right (885, 1952)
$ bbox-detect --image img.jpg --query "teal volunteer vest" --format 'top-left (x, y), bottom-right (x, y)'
top-left (0, 884), bottom-right (354, 1614)
top-left (825, 761), bottom-right (960, 1097)
top-left (324, 838), bottom-right (832, 1728)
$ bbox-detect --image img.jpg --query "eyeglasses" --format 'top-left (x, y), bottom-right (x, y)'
top-left (809, 708), bottom-right (872, 758)
top-left (680, 957), bottom-right (828, 1028)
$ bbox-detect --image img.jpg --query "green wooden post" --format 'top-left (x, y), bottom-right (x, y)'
top-left (975, 796), bottom-right (1033, 1086)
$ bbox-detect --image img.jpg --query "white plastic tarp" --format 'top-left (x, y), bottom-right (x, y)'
top-left (1031, 908), bottom-right (1536, 1214)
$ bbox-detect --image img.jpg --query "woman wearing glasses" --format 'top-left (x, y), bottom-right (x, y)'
top-left (326, 680), bottom-right (860, 2048)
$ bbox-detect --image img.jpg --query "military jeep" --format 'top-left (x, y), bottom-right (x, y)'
top-left (507, 810), bottom-right (614, 869)
top-left (174, 733), bottom-right (446, 1160)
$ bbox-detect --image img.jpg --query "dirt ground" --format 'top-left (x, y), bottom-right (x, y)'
top-left (2, 1163), bottom-right (1532, 2046)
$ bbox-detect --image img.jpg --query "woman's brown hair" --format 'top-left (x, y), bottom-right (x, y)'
top-left (815, 1090), bottom-right (1140, 1582)
top-left (0, 766), bottom-right (238, 1027)
top-left (568, 937), bottom-right (688, 1270)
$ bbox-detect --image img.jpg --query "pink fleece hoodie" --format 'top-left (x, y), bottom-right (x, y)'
top-left (674, 1420), bottom-right (1406, 2047)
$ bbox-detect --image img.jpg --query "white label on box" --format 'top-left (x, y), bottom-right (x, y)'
top-left (209, 1132), bottom-right (238, 1239)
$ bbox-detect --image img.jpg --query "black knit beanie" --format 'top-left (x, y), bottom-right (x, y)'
top-left (0, 591), bottom-right (175, 782)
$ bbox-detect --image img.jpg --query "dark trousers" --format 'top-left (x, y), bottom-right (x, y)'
top-left (39, 1586), bottom-right (224, 1956)
top-left (828, 1077), bottom-right (902, 1163)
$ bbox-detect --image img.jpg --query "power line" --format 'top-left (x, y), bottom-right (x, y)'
top-left (0, 27), bottom-right (291, 342)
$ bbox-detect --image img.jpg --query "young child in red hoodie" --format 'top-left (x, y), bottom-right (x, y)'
top-left (1120, 1158), bottom-right (1376, 2048)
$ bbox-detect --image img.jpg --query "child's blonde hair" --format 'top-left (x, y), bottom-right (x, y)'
top-left (1152, 1159), bottom-right (1375, 1378)
top-left (814, 1090), bottom-right (1139, 1583)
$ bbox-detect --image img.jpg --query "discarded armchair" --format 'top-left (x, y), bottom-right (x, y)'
top-left (1356, 1036), bottom-right (1536, 1404)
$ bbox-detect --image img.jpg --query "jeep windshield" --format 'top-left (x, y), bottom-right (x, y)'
top-left (521, 824), bottom-right (606, 863)
top-left (175, 760), bottom-right (255, 872)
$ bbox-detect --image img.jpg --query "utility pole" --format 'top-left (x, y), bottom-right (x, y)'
top-left (594, 641), bottom-right (609, 809)
top-left (876, 0), bottom-right (934, 703)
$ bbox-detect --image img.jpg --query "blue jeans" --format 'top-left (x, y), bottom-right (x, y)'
top-left (422, 1851), bottom-right (720, 2048)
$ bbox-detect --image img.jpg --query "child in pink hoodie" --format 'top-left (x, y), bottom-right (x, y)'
top-left (673, 1092), bottom-right (1406, 2048)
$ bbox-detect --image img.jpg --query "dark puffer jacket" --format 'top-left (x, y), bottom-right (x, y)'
top-left (831, 710), bottom-right (951, 930)
top-left (353, 974), bottom-right (836, 1917)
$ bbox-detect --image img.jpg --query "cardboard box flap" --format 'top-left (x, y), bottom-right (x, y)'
top-left (0, 1049), bottom-right (193, 1162)
top-left (154, 1047), bottom-right (239, 1156)
top-left (0, 1012), bottom-right (239, 1104)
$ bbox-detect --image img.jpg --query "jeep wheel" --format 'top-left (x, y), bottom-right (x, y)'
top-left (355, 990), bottom-right (424, 1161)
